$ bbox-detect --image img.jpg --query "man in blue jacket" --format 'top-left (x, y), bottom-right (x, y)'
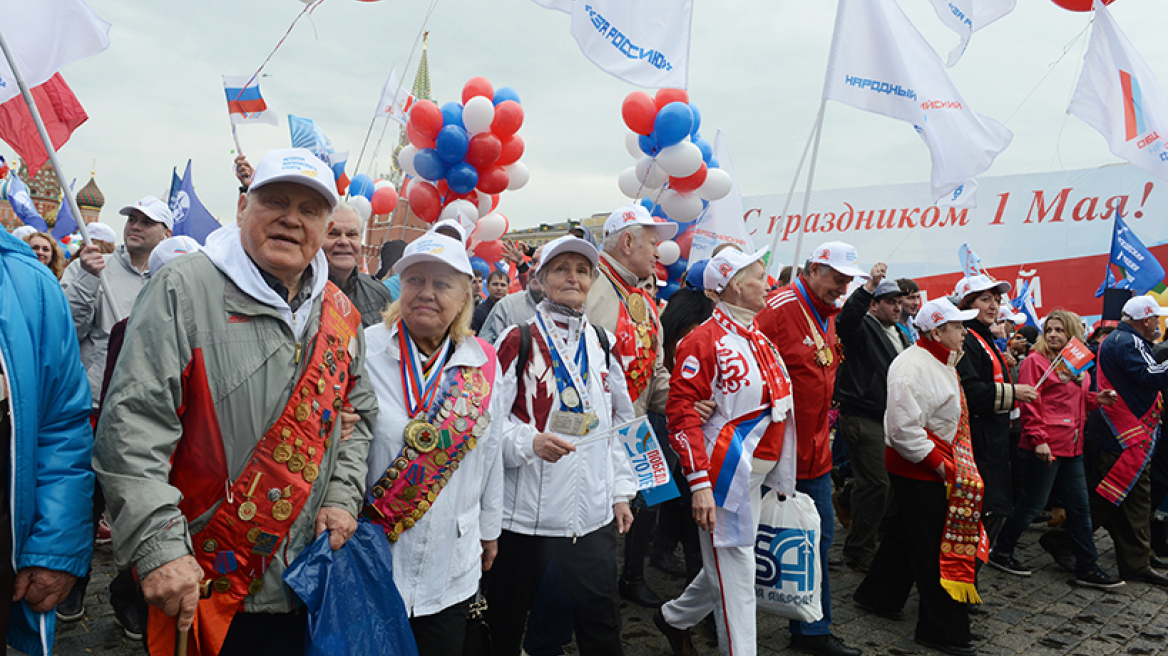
top-left (0, 228), bottom-right (95, 655)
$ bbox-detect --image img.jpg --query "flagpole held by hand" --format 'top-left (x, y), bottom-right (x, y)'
top-left (231, 123), bottom-right (244, 159)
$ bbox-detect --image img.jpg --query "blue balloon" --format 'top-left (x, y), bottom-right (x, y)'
top-left (658, 279), bottom-right (681, 302)
top-left (638, 133), bottom-right (661, 157)
top-left (349, 174), bottom-right (375, 201)
top-left (413, 149), bottom-right (448, 182)
top-left (446, 162), bottom-right (479, 195)
top-left (469, 256), bottom-right (491, 280)
top-left (441, 102), bottom-right (464, 128)
top-left (650, 204), bottom-right (669, 220)
top-left (694, 138), bottom-right (713, 165)
top-left (493, 87), bottom-right (521, 106)
top-left (654, 102), bottom-right (694, 148)
top-left (708, 157), bottom-right (720, 170)
top-left (435, 125), bottom-right (470, 164)
top-left (688, 104), bottom-right (702, 138)
top-left (665, 257), bottom-right (688, 280)
top-left (639, 198), bottom-right (656, 213)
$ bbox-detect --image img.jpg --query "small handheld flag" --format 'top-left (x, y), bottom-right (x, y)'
top-left (222, 75), bottom-right (278, 126)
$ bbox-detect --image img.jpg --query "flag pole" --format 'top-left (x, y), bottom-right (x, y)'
top-left (790, 103), bottom-right (827, 276)
top-left (231, 122), bottom-right (244, 157)
top-left (0, 23), bottom-right (123, 320)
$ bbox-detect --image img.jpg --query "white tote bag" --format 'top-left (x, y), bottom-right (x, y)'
top-left (753, 490), bottom-right (823, 622)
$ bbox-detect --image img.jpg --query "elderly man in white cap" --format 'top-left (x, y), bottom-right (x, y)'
top-left (755, 241), bottom-right (865, 656)
top-left (94, 148), bottom-right (377, 656)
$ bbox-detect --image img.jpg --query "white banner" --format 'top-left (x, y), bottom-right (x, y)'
top-left (689, 130), bottom-right (752, 263)
top-left (375, 66), bottom-right (415, 125)
top-left (0, 0), bottom-right (111, 105)
top-left (925, 0), bottom-right (1016, 67)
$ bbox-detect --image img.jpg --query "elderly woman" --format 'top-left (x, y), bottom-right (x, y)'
top-left (989, 309), bottom-right (1122, 587)
top-left (485, 235), bottom-right (635, 656)
top-left (362, 231), bottom-right (503, 656)
top-left (953, 275), bottom-right (1038, 543)
top-left (655, 246), bottom-right (797, 656)
top-left (23, 231), bottom-right (66, 279)
top-left (854, 299), bottom-right (985, 656)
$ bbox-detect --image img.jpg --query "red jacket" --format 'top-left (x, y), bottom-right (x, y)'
top-left (1018, 350), bottom-right (1101, 458)
top-left (754, 280), bottom-right (840, 480)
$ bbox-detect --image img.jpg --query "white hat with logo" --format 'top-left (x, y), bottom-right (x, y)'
top-left (248, 148), bottom-right (339, 209)
top-left (603, 204), bottom-right (678, 241)
top-left (431, 218), bottom-right (469, 244)
top-left (953, 274), bottom-right (1011, 300)
top-left (915, 298), bottom-right (978, 332)
top-left (808, 241), bottom-right (868, 278)
top-left (1123, 295), bottom-right (1168, 320)
top-left (537, 235), bottom-right (599, 275)
top-left (394, 232), bottom-right (472, 276)
top-left (86, 222), bottom-right (117, 243)
top-left (148, 235), bottom-right (203, 275)
top-left (704, 246), bottom-right (769, 294)
top-left (119, 196), bottom-right (175, 230)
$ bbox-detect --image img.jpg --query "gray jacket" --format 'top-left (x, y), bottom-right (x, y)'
top-left (479, 290), bottom-right (539, 345)
top-left (94, 252), bottom-right (376, 613)
top-left (59, 246), bottom-right (149, 405)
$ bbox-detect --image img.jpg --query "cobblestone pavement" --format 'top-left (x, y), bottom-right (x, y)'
top-left (27, 520), bottom-right (1168, 656)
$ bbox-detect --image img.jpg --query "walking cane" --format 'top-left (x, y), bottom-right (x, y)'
top-left (175, 627), bottom-right (189, 656)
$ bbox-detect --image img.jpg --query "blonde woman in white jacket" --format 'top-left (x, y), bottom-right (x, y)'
top-left (485, 236), bottom-right (636, 656)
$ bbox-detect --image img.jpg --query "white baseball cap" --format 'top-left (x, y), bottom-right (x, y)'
top-left (953, 274), bottom-right (1011, 300)
top-left (11, 225), bottom-right (37, 239)
top-left (394, 232), bottom-right (472, 277)
top-left (119, 196), bottom-right (175, 230)
top-left (248, 148), bottom-right (339, 209)
top-left (86, 222), bottom-right (117, 243)
top-left (537, 235), bottom-right (599, 275)
top-left (148, 235), bottom-right (202, 275)
top-left (808, 241), bottom-right (868, 278)
top-left (603, 204), bottom-right (678, 241)
top-left (1123, 295), bottom-right (1168, 320)
top-left (431, 218), bottom-right (469, 244)
top-left (915, 298), bottom-right (978, 332)
top-left (704, 245), bottom-right (769, 294)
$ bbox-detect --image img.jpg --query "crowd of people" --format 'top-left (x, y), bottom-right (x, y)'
top-left (2, 146), bottom-right (1167, 656)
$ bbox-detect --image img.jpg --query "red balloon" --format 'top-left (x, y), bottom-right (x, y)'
top-left (622, 91), bottom-right (657, 136)
top-left (462, 76), bottom-right (495, 104)
top-left (490, 194), bottom-right (500, 212)
top-left (1050, 0), bottom-right (1114, 9)
top-left (465, 133), bottom-right (502, 169)
top-left (496, 134), bottom-right (525, 167)
top-left (408, 182), bottom-right (441, 223)
top-left (446, 190), bottom-right (478, 203)
top-left (655, 262), bottom-right (668, 283)
top-left (473, 239), bottom-right (503, 263)
top-left (409, 100), bottom-right (443, 138)
top-left (371, 186), bottom-right (399, 215)
top-left (669, 164), bottom-right (708, 193)
top-left (407, 123), bottom-right (436, 150)
top-left (491, 101), bottom-right (524, 137)
top-left (476, 166), bottom-right (510, 195)
top-left (674, 227), bottom-right (694, 260)
top-left (655, 88), bottom-right (689, 110)
top-left (400, 177), bottom-right (412, 197)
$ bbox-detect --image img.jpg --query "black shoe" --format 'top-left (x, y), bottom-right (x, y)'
top-left (789, 634), bottom-right (862, 656)
top-left (914, 635), bottom-right (977, 656)
top-left (987, 551), bottom-right (1031, 577)
top-left (828, 554), bottom-right (845, 568)
top-left (1038, 531), bottom-right (1076, 573)
top-left (55, 584), bottom-right (85, 622)
top-left (1150, 556), bottom-right (1168, 570)
top-left (112, 601), bottom-right (145, 640)
top-left (1124, 568), bottom-right (1168, 586)
top-left (649, 551), bottom-right (687, 579)
top-left (653, 608), bottom-right (696, 656)
top-left (1075, 566), bottom-right (1125, 590)
top-left (854, 591), bottom-right (904, 621)
top-left (619, 576), bottom-right (663, 608)
top-left (1030, 511), bottom-right (1052, 525)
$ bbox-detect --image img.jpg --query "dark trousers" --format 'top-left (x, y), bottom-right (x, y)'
top-left (523, 557), bottom-right (574, 656)
top-left (219, 612), bottom-right (306, 656)
top-left (995, 452), bottom-right (1098, 574)
top-left (410, 596), bottom-right (472, 656)
top-left (1093, 450), bottom-right (1153, 576)
top-left (485, 525), bottom-right (623, 656)
top-left (857, 475), bottom-right (971, 646)
top-left (838, 413), bottom-right (891, 567)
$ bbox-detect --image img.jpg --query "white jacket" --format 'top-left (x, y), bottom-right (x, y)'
top-left (490, 304), bottom-right (636, 537)
top-left (364, 321), bottom-right (503, 617)
top-left (885, 343), bottom-right (964, 464)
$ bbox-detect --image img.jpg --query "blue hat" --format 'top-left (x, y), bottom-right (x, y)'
top-left (686, 259), bottom-right (710, 292)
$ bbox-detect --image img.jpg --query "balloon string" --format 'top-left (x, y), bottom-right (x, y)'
top-left (230, 0), bottom-right (326, 105)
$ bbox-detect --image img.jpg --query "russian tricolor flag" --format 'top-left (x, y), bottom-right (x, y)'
top-left (222, 75), bottom-right (278, 126)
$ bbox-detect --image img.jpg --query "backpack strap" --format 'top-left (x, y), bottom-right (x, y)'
top-left (517, 323), bottom-right (532, 378)
top-left (593, 325), bottom-right (612, 370)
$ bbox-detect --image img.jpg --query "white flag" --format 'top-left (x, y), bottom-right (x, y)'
top-left (533, 0), bottom-right (693, 89)
top-left (824, 0), bottom-right (1012, 203)
top-left (689, 130), bottom-right (752, 262)
top-left (374, 66), bottom-right (416, 125)
top-left (926, 0), bottom-right (1016, 67)
top-left (1068, 0), bottom-right (1168, 183)
top-left (0, 0), bottom-right (111, 104)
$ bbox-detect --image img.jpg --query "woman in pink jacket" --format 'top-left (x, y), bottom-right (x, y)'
top-left (988, 309), bottom-right (1121, 587)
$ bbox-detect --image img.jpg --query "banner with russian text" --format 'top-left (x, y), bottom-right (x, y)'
top-left (613, 417), bottom-right (679, 506)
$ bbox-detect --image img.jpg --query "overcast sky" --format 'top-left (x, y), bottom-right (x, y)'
top-left (10, 0), bottom-right (1166, 237)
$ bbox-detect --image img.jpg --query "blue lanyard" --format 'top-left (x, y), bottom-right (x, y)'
top-left (536, 314), bottom-right (589, 413)
top-left (794, 278), bottom-right (828, 333)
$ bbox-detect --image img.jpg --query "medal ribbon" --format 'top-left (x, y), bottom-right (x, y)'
top-left (398, 322), bottom-right (452, 418)
top-left (536, 309), bottom-right (592, 416)
top-left (937, 386), bottom-right (989, 604)
top-left (970, 330), bottom-right (1008, 385)
top-left (793, 279), bottom-right (828, 333)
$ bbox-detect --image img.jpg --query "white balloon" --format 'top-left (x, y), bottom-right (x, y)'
top-left (440, 199), bottom-right (479, 225)
top-left (697, 168), bottom-right (733, 201)
top-left (657, 240), bottom-right (681, 266)
top-left (656, 142), bottom-right (702, 178)
top-left (634, 157), bottom-right (667, 190)
top-left (475, 212), bottom-right (510, 242)
top-left (505, 162), bottom-right (529, 191)
top-left (660, 190), bottom-right (703, 223)
top-left (625, 132), bottom-right (643, 159)
top-left (373, 179), bottom-right (394, 191)
top-left (618, 167), bottom-right (642, 199)
top-left (476, 190), bottom-right (494, 217)
top-left (463, 96), bottom-right (496, 135)
top-left (398, 145), bottom-right (419, 178)
top-left (351, 195), bottom-right (373, 222)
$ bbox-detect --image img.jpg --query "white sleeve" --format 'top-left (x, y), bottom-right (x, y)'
top-left (884, 360), bottom-right (936, 464)
top-left (605, 329), bottom-right (637, 504)
top-left (488, 326), bottom-right (540, 468)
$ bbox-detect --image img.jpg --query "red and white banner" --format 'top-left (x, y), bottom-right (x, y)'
top-left (743, 165), bottom-right (1168, 321)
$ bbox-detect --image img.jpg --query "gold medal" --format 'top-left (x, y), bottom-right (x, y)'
top-left (372, 485), bottom-right (385, 498)
top-left (238, 501), bottom-right (257, 522)
top-left (388, 531), bottom-right (400, 542)
top-left (303, 462), bottom-right (320, 483)
top-left (434, 451), bottom-right (448, 467)
top-left (213, 577), bottom-right (231, 594)
top-left (317, 378), bottom-right (326, 394)
top-left (247, 579), bottom-right (263, 596)
top-left (401, 485), bottom-right (418, 500)
top-left (272, 499), bottom-right (293, 521)
top-left (273, 443), bottom-right (293, 463)
top-left (246, 527), bottom-right (262, 544)
top-left (427, 491), bottom-right (437, 502)
top-left (418, 500), bottom-right (431, 512)
top-left (467, 437), bottom-right (478, 450)
top-left (627, 294), bottom-right (648, 324)
top-left (202, 539), bottom-right (218, 553)
top-left (814, 346), bottom-right (833, 367)
top-left (404, 418), bottom-right (439, 453)
top-left (295, 403), bottom-right (310, 422)
top-left (403, 517), bottom-right (415, 529)
top-left (288, 452), bottom-right (307, 473)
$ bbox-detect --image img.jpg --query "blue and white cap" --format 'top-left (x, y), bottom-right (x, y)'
top-left (249, 148), bottom-right (339, 209)
top-left (394, 232), bottom-right (472, 277)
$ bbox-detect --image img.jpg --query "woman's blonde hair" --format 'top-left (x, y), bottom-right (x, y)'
top-left (381, 271), bottom-right (475, 344)
top-left (1034, 308), bottom-right (1084, 361)
top-left (23, 231), bottom-right (67, 279)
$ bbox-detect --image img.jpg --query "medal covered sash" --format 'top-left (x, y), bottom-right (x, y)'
top-left (935, 388), bottom-right (989, 604)
top-left (1096, 368), bottom-right (1162, 505)
top-left (793, 279), bottom-right (837, 368)
top-left (598, 257), bottom-right (658, 402)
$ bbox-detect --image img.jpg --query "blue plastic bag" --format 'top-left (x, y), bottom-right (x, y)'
top-left (284, 521), bottom-right (419, 656)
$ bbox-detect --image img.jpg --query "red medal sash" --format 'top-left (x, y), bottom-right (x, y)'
top-left (1096, 367), bottom-right (1162, 505)
top-left (971, 330), bottom-right (1008, 384)
top-left (935, 387), bottom-right (989, 604)
top-left (598, 257), bottom-right (657, 402)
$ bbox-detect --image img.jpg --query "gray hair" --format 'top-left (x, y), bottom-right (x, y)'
top-left (331, 202), bottom-right (364, 245)
top-left (602, 224), bottom-right (647, 255)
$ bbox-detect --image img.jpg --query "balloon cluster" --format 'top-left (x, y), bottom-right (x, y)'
top-left (396, 77), bottom-right (528, 262)
top-left (618, 89), bottom-right (732, 301)
top-left (346, 175), bottom-right (399, 222)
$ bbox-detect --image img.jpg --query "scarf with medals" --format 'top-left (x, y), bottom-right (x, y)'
top-left (597, 255), bottom-right (658, 402)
